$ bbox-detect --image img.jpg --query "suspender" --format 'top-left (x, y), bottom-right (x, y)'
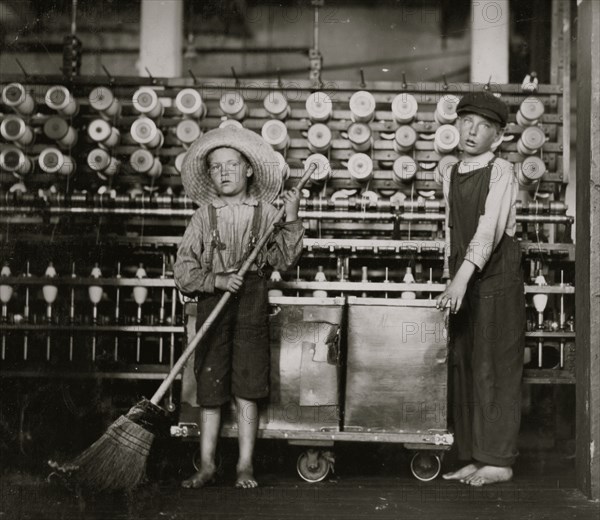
top-left (247, 202), bottom-right (262, 254)
top-left (205, 202), bottom-right (263, 273)
top-left (207, 204), bottom-right (225, 272)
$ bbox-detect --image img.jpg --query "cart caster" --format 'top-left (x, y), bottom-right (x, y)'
top-left (192, 448), bottom-right (222, 474)
top-left (410, 451), bottom-right (442, 482)
top-left (296, 449), bottom-right (333, 483)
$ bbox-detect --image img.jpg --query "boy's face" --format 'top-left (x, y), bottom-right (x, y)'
top-left (206, 147), bottom-right (253, 199)
top-left (456, 112), bottom-right (504, 157)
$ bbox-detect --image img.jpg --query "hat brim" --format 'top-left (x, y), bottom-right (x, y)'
top-left (181, 127), bottom-right (283, 206)
top-left (456, 105), bottom-right (506, 126)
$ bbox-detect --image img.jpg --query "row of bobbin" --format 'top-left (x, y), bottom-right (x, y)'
top-left (128, 87), bottom-right (165, 178)
top-left (1, 83), bottom-right (79, 117)
top-left (515, 96), bottom-right (547, 186)
top-left (1, 84), bottom-right (551, 186)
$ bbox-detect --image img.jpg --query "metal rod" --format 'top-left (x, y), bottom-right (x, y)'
top-left (71, 0), bottom-right (78, 35)
top-left (559, 339), bottom-right (565, 368)
top-left (15, 59), bottom-right (30, 79)
top-left (559, 270), bottom-right (566, 328)
top-left (0, 324), bottom-right (183, 332)
top-left (158, 334), bottom-right (164, 364)
top-left (23, 262), bottom-right (30, 360)
top-left (169, 286), bottom-right (177, 368)
top-left (91, 302), bottom-right (98, 361)
top-left (231, 66), bottom-right (239, 87)
top-left (0, 277), bottom-right (177, 288)
top-left (69, 262), bottom-right (76, 361)
top-left (159, 256), bottom-right (166, 363)
top-left (0, 206), bottom-right (573, 223)
top-left (275, 281), bottom-right (446, 292)
top-left (7, 196), bottom-right (570, 214)
top-left (114, 262), bottom-right (121, 361)
top-left (313, 2), bottom-right (319, 51)
top-left (145, 67), bottom-right (155, 82)
top-left (46, 304), bottom-right (52, 361)
top-left (1, 303), bottom-right (7, 358)
top-left (1, 196), bottom-right (569, 214)
top-left (101, 64), bottom-right (114, 83)
top-left (136, 304), bottom-right (142, 363)
top-left (1, 301), bottom-right (7, 359)
top-left (167, 286), bottom-right (178, 411)
top-left (0, 278), bottom-right (576, 292)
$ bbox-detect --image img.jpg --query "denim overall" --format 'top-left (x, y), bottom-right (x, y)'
top-left (448, 159), bottom-right (526, 466)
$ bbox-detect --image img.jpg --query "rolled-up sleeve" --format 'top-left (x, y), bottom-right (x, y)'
top-left (266, 219), bottom-right (305, 271)
top-left (174, 209), bottom-right (216, 294)
top-left (464, 161), bottom-right (515, 270)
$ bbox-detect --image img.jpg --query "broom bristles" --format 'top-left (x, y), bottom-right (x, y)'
top-left (71, 415), bottom-right (154, 492)
top-left (48, 415), bottom-right (154, 492)
top-left (48, 399), bottom-right (167, 493)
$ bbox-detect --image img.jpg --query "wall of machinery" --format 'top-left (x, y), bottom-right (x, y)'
top-left (0, 69), bottom-right (575, 399)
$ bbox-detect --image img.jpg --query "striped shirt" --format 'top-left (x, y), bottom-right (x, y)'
top-left (443, 152), bottom-right (518, 272)
top-left (174, 195), bottom-right (304, 294)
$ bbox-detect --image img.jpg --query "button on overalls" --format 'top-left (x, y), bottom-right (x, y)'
top-left (448, 159), bottom-right (526, 467)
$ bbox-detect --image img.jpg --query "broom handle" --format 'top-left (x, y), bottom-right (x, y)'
top-left (150, 163), bottom-right (318, 405)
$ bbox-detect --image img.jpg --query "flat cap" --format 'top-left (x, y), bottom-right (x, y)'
top-left (456, 91), bottom-right (508, 127)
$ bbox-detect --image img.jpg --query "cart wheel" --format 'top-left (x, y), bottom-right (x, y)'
top-left (193, 448), bottom-right (222, 474)
top-left (410, 451), bottom-right (442, 482)
top-left (296, 449), bottom-right (331, 483)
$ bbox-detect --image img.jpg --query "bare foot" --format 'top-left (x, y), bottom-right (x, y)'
top-left (464, 465), bottom-right (513, 486)
top-left (235, 465), bottom-right (258, 489)
top-left (442, 463), bottom-right (481, 481)
top-left (181, 466), bottom-right (216, 489)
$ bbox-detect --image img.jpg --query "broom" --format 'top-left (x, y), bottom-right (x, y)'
top-left (48, 162), bottom-right (318, 492)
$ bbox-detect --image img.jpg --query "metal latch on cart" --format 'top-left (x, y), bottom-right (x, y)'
top-left (171, 423), bottom-right (200, 437)
top-left (429, 433), bottom-right (454, 446)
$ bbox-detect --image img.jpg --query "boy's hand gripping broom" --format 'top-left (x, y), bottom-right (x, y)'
top-left (48, 160), bottom-right (320, 492)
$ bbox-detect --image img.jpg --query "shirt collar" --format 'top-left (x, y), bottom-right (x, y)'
top-left (460, 151), bottom-right (495, 167)
top-left (211, 194), bottom-right (259, 208)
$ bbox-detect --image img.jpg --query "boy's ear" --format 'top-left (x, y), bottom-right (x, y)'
top-left (245, 165), bottom-right (254, 178)
top-left (491, 126), bottom-right (505, 150)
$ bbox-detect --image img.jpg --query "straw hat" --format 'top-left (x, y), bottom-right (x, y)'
top-left (181, 127), bottom-right (283, 206)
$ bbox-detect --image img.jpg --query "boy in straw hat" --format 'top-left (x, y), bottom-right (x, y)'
top-left (174, 127), bottom-right (303, 489)
top-left (436, 91), bottom-right (525, 486)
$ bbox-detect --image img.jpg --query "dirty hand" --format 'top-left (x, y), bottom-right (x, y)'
top-left (435, 279), bottom-right (468, 314)
top-left (215, 273), bottom-right (244, 293)
top-left (282, 188), bottom-right (301, 222)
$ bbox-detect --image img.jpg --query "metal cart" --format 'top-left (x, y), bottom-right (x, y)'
top-left (171, 295), bottom-right (452, 482)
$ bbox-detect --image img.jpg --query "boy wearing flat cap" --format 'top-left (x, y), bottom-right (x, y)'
top-left (436, 91), bottom-right (526, 486)
top-left (174, 127), bottom-right (303, 489)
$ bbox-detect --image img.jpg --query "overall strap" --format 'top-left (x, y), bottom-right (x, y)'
top-left (447, 160), bottom-right (461, 229)
top-left (478, 157), bottom-right (497, 215)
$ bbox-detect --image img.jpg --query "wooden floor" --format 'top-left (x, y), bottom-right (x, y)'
top-left (2, 442), bottom-right (599, 520)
